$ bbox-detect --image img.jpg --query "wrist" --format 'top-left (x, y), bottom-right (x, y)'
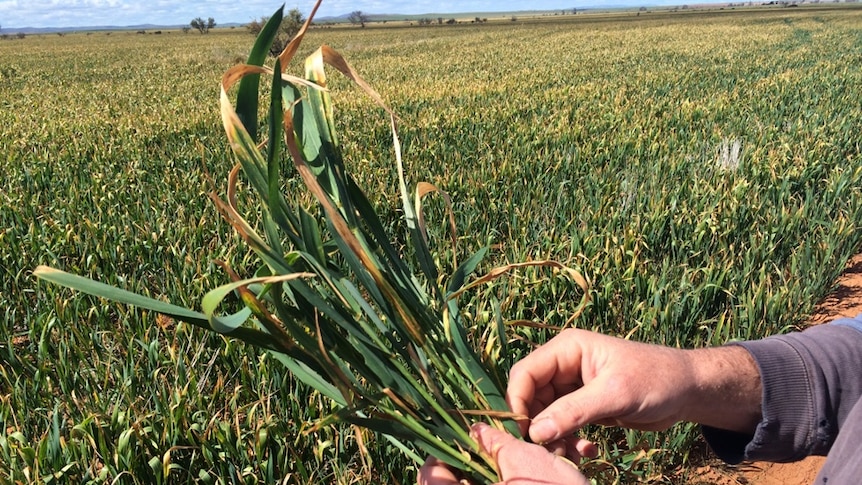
top-left (681, 345), bottom-right (762, 434)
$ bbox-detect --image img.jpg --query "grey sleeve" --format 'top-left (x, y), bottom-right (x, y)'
top-left (702, 316), bottom-right (862, 464)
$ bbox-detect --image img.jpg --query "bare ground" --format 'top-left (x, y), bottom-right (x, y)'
top-left (689, 253), bottom-right (862, 485)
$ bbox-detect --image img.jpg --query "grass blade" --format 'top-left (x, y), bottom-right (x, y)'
top-left (236, 7), bottom-right (284, 140)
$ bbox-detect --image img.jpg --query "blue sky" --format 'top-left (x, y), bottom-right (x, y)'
top-left (0, 0), bottom-right (705, 29)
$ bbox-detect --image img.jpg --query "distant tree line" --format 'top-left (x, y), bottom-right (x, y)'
top-left (0, 23), bottom-right (28, 40)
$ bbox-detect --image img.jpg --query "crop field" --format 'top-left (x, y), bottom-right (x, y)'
top-left (2, 4), bottom-right (862, 484)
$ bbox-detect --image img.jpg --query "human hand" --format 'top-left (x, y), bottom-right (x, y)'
top-left (508, 328), bottom-right (761, 444)
top-left (417, 423), bottom-right (593, 485)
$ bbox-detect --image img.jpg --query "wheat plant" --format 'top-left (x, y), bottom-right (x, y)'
top-left (33, 3), bottom-right (589, 482)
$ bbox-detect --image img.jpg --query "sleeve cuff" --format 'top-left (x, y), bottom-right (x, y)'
top-left (703, 321), bottom-right (862, 464)
top-left (702, 337), bottom-right (814, 463)
top-left (734, 337), bottom-right (816, 462)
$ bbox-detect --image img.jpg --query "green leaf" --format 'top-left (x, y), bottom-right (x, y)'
top-left (269, 351), bottom-right (346, 406)
top-left (447, 247), bottom-right (489, 295)
top-left (34, 266), bottom-right (283, 351)
top-left (299, 207), bottom-right (326, 264)
top-left (492, 296), bottom-right (508, 364)
top-left (209, 308), bottom-right (253, 334)
top-left (236, 6), bottom-right (284, 141)
top-left (445, 300), bottom-right (513, 430)
top-left (267, 57), bottom-right (286, 232)
top-left (201, 273), bottom-right (313, 327)
top-left (393, 118), bottom-right (441, 298)
top-left (284, 84), bottom-right (324, 165)
top-left (34, 266), bottom-right (209, 325)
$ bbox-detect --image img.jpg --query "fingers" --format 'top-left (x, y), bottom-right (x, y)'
top-left (508, 329), bottom-right (673, 442)
top-left (416, 426), bottom-right (598, 485)
top-left (507, 329), bottom-right (587, 435)
top-left (527, 373), bottom-right (627, 443)
top-left (507, 329), bottom-right (623, 443)
top-left (574, 437), bottom-right (599, 459)
top-left (417, 456), bottom-right (461, 485)
top-left (471, 424), bottom-right (590, 485)
top-left (544, 436), bottom-right (599, 462)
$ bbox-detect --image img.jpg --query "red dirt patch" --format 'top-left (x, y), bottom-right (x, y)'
top-left (691, 253), bottom-right (862, 485)
top-left (808, 253), bottom-right (862, 324)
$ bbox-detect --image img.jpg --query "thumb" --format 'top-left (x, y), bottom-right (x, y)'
top-left (528, 375), bottom-right (624, 443)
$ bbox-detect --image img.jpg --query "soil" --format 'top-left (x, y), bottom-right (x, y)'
top-left (689, 253), bottom-right (862, 485)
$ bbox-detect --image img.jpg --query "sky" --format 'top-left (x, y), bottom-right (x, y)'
top-left (0, 0), bottom-right (702, 29)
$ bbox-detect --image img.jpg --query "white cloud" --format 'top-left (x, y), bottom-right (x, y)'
top-left (0, 0), bottom-right (708, 29)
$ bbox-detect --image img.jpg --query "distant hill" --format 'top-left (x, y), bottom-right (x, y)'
top-left (0, 9), bottom-right (613, 33)
top-left (312, 10), bottom-right (601, 23)
top-left (2, 24), bottom-right (175, 34)
top-left (0, 4), bottom-right (804, 33)
top-left (0, 22), bottom-right (244, 34)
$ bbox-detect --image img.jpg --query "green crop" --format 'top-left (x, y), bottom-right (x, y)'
top-left (4, 3), bottom-right (862, 483)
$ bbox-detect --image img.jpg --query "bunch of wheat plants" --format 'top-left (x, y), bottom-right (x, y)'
top-left (34, 3), bottom-right (589, 482)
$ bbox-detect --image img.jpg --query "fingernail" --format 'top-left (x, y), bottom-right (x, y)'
top-left (530, 418), bottom-right (559, 444)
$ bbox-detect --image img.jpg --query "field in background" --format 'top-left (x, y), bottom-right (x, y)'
top-left (2, 5), bottom-right (862, 483)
